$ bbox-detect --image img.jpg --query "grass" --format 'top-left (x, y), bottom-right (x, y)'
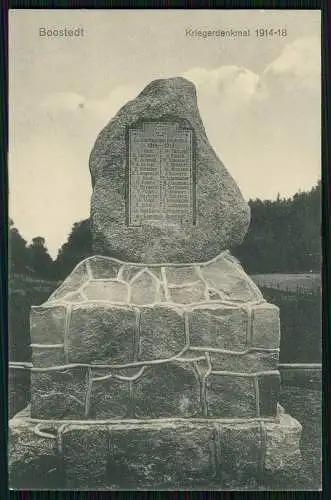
top-left (278, 385), bottom-right (322, 490)
top-left (251, 273), bottom-right (321, 293)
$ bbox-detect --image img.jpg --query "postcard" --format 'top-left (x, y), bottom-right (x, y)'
top-left (8, 9), bottom-right (321, 491)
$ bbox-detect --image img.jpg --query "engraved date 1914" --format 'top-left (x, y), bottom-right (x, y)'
top-left (255, 28), bottom-right (288, 37)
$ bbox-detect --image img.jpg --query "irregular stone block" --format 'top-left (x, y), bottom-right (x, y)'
top-left (189, 304), bottom-right (248, 350)
top-left (133, 362), bottom-right (201, 418)
top-left (264, 412), bottom-right (302, 473)
top-left (62, 425), bottom-right (109, 488)
top-left (208, 289), bottom-right (228, 301)
top-left (9, 409), bottom-right (304, 490)
top-left (251, 303), bottom-right (280, 349)
top-left (9, 368), bottom-right (30, 418)
top-left (106, 422), bottom-right (216, 488)
top-left (210, 350), bottom-right (279, 373)
top-left (147, 266), bottom-right (163, 281)
top-left (32, 346), bottom-right (65, 367)
top-left (88, 256), bottom-right (121, 279)
top-left (121, 265), bottom-right (162, 283)
top-left (90, 78), bottom-right (250, 263)
top-left (48, 261), bottom-right (89, 302)
top-left (130, 269), bottom-right (160, 305)
top-left (168, 282), bottom-right (207, 304)
top-left (30, 305), bottom-right (67, 344)
top-left (88, 369), bottom-right (131, 419)
top-left (138, 306), bottom-right (186, 361)
top-left (164, 266), bottom-right (200, 285)
top-left (68, 304), bottom-right (136, 364)
top-left (217, 422), bottom-right (262, 482)
top-left (206, 374), bottom-right (257, 418)
top-left (62, 291), bottom-right (85, 303)
top-left (82, 280), bottom-right (129, 303)
top-left (120, 264), bottom-right (145, 283)
top-left (31, 367), bottom-right (88, 419)
top-left (9, 408), bottom-right (60, 489)
top-left (258, 373), bottom-right (281, 417)
top-left (202, 253), bottom-right (263, 302)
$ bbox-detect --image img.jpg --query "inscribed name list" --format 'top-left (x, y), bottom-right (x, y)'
top-left (128, 122), bottom-right (194, 226)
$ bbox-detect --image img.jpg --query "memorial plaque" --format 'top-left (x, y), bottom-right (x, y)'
top-left (127, 122), bottom-right (195, 226)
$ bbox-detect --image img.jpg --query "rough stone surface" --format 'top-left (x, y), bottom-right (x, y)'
top-left (28, 254), bottom-right (282, 421)
top-left (9, 409), bottom-right (303, 490)
top-left (189, 304), bottom-right (248, 350)
top-left (165, 266), bottom-right (200, 285)
top-left (82, 280), bottom-right (129, 302)
top-left (110, 424), bottom-right (215, 489)
top-left (30, 305), bottom-right (66, 344)
top-left (168, 282), bottom-right (207, 304)
top-left (106, 422), bottom-right (216, 489)
top-left (62, 425), bottom-right (109, 488)
top-left (9, 407), bottom-right (59, 489)
top-left (210, 351), bottom-right (279, 373)
top-left (88, 371), bottom-right (131, 419)
top-left (133, 362), bottom-right (201, 418)
top-left (264, 412), bottom-right (303, 473)
top-left (130, 270), bottom-right (160, 305)
top-left (32, 346), bottom-right (65, 367)
top-left (251, 303), bottom-right (280, 348)
top-left (39, 253), bottom-right (268, 308)
top-left (68, 304), bottom-right (136, 364)
top-left (138, 306), bottom-right (186, 361)
top-left (258, 373), bottom-right (281, 417)
top-left (31, 367), bottom-right (87, 419)
top-left (202, 253), bottom-right (263, 303)
top-left (89, 256), bottom-right (121, 279)
top-left (217, 422), bottom-right (263, 483)
top-left (206, 375), bottom-right (257, 418)
top-left (48, 262), bottom-right (89, 302)
top-left (62, 291), bottom-right (85, 303)
top-left (89, 77), bottom-right (250, 263)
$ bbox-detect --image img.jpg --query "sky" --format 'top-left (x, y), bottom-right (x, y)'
top-left (9, 9), bottom-right (321, 258)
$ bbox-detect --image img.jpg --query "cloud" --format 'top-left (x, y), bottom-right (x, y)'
top-left (181, 37), bottom-right (320, 202)
top-left (184, 36), bottom-right (320, 104)
top-left (261, 37), bottom-right (320, 94)
top-left (184, 65), bottom-right (260, 103)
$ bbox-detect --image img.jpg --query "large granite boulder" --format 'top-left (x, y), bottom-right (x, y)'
top-left (89, 77), bottom-right (250, 263)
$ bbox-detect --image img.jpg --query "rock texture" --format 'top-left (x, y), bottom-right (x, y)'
top-left (9, 406), bottom-right (303, 490)
top-left (28, 253), bottom-right (281, 421)
top-left (89, 77), bottom-right (250, 263)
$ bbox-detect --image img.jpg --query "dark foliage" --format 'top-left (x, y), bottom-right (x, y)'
top-left (233, 181), bottom-right (321, 273)
top-left (54, 219), bottom-right (93, 279)
top-left (260, 286), bottom-right (322, 364)
top-left (8, 219), bottom-right (30, 275)
top-left (9, 220), bottom-right (55, 279)
top-left (28, 236), bottom-right (54, 280)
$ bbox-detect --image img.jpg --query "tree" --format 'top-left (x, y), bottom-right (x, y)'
top-left (233, 180), bottom-right (321, 274)
top-left (54, 219), bottom-right (93, 279)
top-left (9, 220), bottom-right (30, 275)
top-left (28, 237), bottom-right (54, 280)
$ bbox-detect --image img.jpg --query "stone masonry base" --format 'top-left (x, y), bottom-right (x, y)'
top-left (9, 406), bottom-right (302, 490)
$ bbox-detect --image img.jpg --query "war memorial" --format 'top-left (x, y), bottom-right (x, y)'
top-left (9, 77), bottom-right (302, 490)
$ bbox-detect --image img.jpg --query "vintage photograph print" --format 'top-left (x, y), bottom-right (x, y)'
top-left (8, 9), bottom-right (321, 491)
